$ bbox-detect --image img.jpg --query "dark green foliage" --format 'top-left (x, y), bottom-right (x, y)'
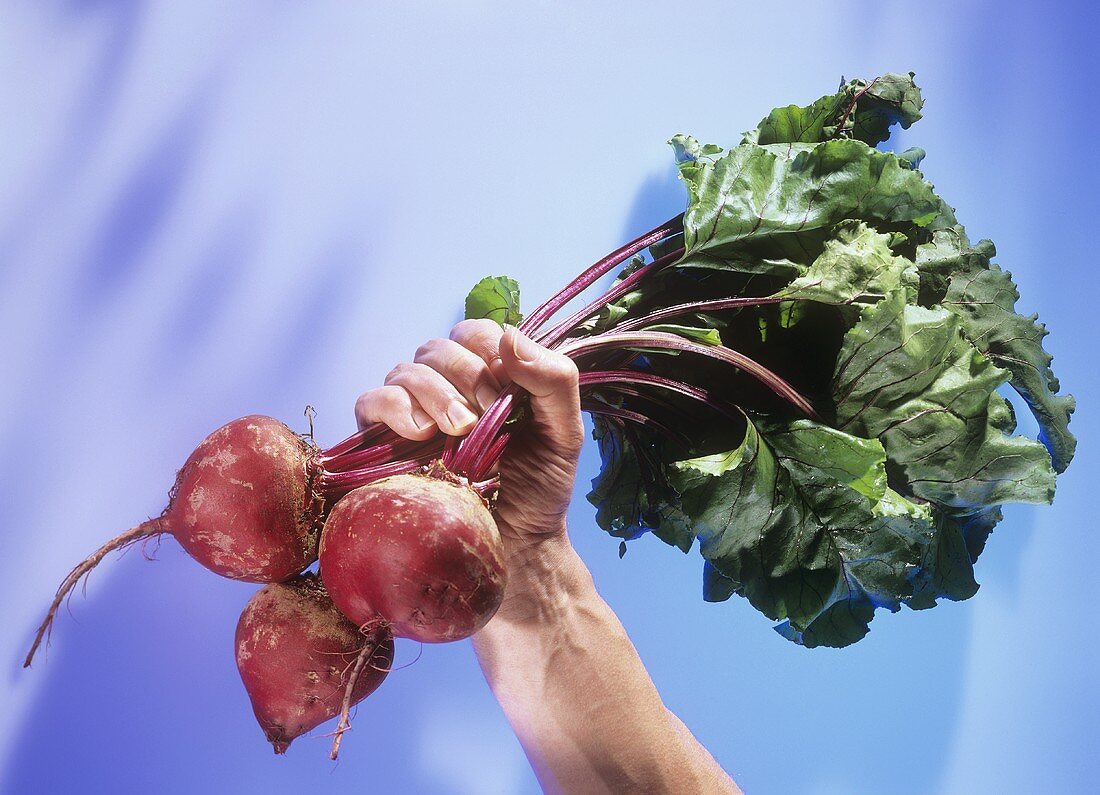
top-left (584, 73), bottom-right (1074, 647)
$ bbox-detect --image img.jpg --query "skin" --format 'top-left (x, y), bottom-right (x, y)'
top-left (356, 320), bottom-right (742, 794)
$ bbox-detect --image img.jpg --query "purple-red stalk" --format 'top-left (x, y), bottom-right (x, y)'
top-left (319, 422), bottom-right (394, 462)
top-left (519, 214), bottom-right (683, 335)
top-left (560, 331), bottom-right (819, 420)
top-left (307, 219), bottom-right (815, 504)
top-left (535, 246), bottom-right (685, 348)
top-left (318, 451), bottom-right (443, 499)
top-left (612, 295), bottom-right (786, 333)
top-left (580, 401), bottom-right (689, 447)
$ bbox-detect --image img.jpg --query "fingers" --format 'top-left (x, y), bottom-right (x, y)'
top-left (449, 319), bottom-right (510, 386)
top-left (413, 336), bottom-right (502, 413)
top-left (354, 320), bottom-right (581, 450)
top-left (355, 385), bottom-right (437, 441)
top-left (384, 362), bottom-right (480, 435)
top-left (355, 321), bottom-right (508, 440)
top-left (498, 325), bottom-right (583, 453)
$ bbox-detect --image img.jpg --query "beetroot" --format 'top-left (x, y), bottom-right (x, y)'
top-left (319, 471), bottom-right (507, 643)
top-left (25, 415), bottom-right (323, 666)
top-left (166, 415), bottom-right (322, 581)
top-left (235, 573), bottom-right (393, 756)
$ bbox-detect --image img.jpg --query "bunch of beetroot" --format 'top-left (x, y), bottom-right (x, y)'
top-left (22, 411), bottom-right (510, 757)
top-left (25, 73), bottom-right (1075, 755)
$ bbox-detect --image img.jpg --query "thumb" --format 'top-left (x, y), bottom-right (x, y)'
top-left (499, 325), bottom-right (582, 439)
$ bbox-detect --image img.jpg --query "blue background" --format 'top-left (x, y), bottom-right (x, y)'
top-left (2, 3), bottom-right (1096, 793)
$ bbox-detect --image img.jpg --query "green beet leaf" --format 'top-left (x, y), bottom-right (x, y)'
top-left (777, 220), bottom-right (917, 307)
top-left (921, 230), bottom-right (1076, 472)
top-left (464, 275), bottom-right (523, 326)
top-left (670, 417), bottom-right (933, 648)
top-left (772, 219), bottom-right (917, 327)
top-left (907, 507), bottom-right (1003, 610)
top-left (588, 417), bottom-right (695, 553)
top-left (832, 289), bottom-right (1057, 510)
top-left (743, 72), bottom-right (923, 147)
top-left (674, 136), bottom-right (940, 270)
top-left (577, 73), bottom-right (1073, 649)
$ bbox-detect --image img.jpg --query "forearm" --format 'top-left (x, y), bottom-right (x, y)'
top-left (472, 532), bottom-right (740, 794)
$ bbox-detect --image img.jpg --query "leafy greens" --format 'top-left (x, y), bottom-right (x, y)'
top-left (468, 73), bottom-right (1075, 648)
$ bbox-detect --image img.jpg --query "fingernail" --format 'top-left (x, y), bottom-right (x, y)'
top-left (510, 327), bottom-right (542, 364)
top-left (475, 384), bottom-right (498, 413)
top-left (447, 400), bottom-right (478, 431)
top-left (411, 407), bottom-right (434, 431)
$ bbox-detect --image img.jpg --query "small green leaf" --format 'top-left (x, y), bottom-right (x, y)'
top-left (464, 276), bottom-right (522, 326)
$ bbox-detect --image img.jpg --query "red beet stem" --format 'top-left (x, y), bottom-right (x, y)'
top-left (323, 435), bottom-right (433, 474)
top-left (560, 330), bottom-right (820, 420)
top-left (320, 422), bottom-right (397, 462)
top-left (578, 369), bottom-right (739, 419)
top-left (612, 294), bottom-right (786, 333)
top-left (580, 400), bottom-right (689, 446)
top-left (535, 245), bottom-right (685, 348)
top-left (447, 386), bottom-right (519, 478)
top-left (519, 214), bottom-right (683, 334)
top-left (24, 519), bottom-right (163, 667)
top-left (318, 452), bottom-right (441, 498)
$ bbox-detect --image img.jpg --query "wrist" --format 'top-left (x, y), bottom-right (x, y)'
top-left (483, 530), bottom-right (593, 627)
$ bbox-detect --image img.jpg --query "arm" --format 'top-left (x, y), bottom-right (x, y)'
top-left (355, 321), bottom-right (741, 794)
top-left (474, 535), bottom-right (738, 794)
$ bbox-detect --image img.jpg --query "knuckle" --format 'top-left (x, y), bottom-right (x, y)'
top-left (548, 354), bottom-right (579, 385)
top-left (414, 338), bottom-right (447, 362)
top-left (384, 362), bottom-right (410, 384)
top-left (407, 361), bottom-right (436, 379)
top-left (379, 385), bottom-right (407, 411)
top-left (448, 319), bottom-right (480, 342)
top-left (451, 318), bottom-right (502, 349)
top-left (354, 388), bottom-right (387, 421)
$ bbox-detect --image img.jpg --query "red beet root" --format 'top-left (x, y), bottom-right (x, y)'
top-left (235, 573), bottom-right (393, 756)
top-left (319, 471), bottom-right (507, 644)
top-left (167, 415), bottom-right (322, 581)
top-left (25, 415), bottom-right (323, 667)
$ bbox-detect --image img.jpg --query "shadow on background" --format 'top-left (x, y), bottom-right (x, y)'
top-left (0, 0), bottom-right (145, 275)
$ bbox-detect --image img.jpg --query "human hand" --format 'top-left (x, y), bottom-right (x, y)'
top-left (353, 320), bottom-right (584, 570)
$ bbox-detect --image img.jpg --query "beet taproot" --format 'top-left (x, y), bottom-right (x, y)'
top-left (319, 472), bottom-right (506, 644)
top-left (25, 415), bottom-right (323, 666)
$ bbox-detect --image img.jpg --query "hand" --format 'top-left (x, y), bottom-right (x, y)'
top-left (353, 320), bottom-right (584, 568)
top-left (355, 323), bottom-right (739, 793)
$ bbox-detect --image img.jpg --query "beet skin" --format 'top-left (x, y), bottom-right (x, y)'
top-left (319, 473), bottom-right (507, 643)
top-left (235, 573), bottom-right (393, 754)
top-left (166, 415), bottom-right (323, 582)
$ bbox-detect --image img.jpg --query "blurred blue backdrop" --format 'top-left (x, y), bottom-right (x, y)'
top-left (2, 2), bottom-right (1096, 793)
